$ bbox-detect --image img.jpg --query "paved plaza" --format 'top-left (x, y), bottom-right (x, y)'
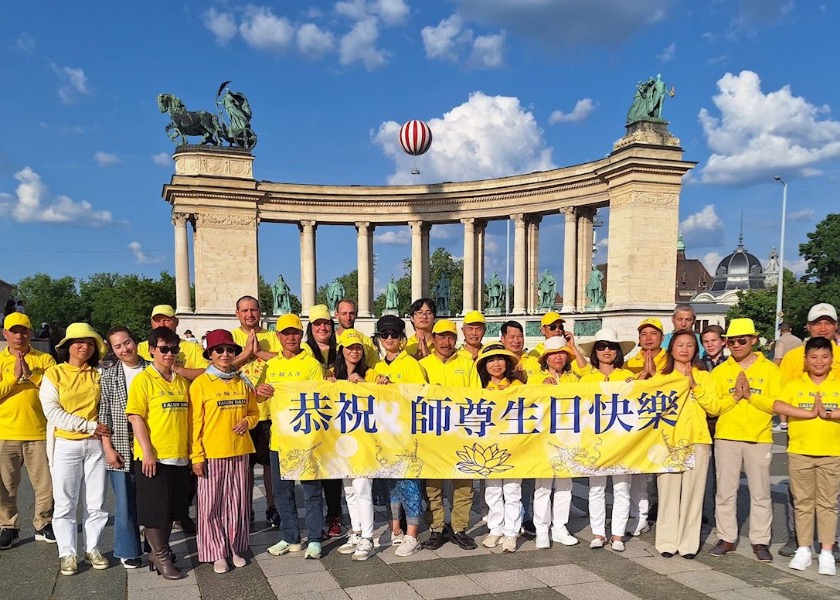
top-left (3, 433), bottom-right (840, 600)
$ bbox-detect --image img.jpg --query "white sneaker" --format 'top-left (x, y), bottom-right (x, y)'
top-left (789, 546), bottom-right (813, 571)
top-left (535, 532), bottom-right (550, 549)
top-left (611, 539), bottom-right (625, 552)
top-left (391, 531), bottom-right (404, 546)
top-left (632, 519), bottom-right (650, 536)
top-left (352, 538), bottom-right (373, 561)
top-left (395, 535), bottom-right (422, 557)
top-left (338, 532), bottom-right (360, 555)
top-left (819, 550), bottom-right (836, 575)
top-left (590, 536), bottom-right (605, 549)
top-left (482, 534), bottom-right (503, 548)
top-left (569, 503), bottom-right (587, 518)
top-left (551, 526), bottom-right (579, 546)
top-left (502, 535), bottom-right (518, 553)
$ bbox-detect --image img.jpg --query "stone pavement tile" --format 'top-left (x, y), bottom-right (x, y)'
top-left (328, 559), bottom-right (402, 589)
top-left (389, 557), bottom-right (463, 581)
top-left (407, 574), bottom-right (486, 599)
top-left (195, 559), bottom-right (278, 600)
top-left (127, 566), bottom-right (198, 591)
top-left (464, 568), bottom-right (546, 593)
top-left (630, 555), bottom-right (711, 575)
top-left (430, 540), bottom-right (494, 559)
top-left (345, 581), bottom-right (422, 600)
top-left (129, 586), bottom-right (203, 600)
top-left (296, 591), bottom-right (351, 600)
top-left (523, 564), bottom-right (602, 587)
top-left (266, 571), bottom-right (341, 597)
top-left (492, 589), bottom-right (566, 600)
top-left (553, 580), bottom-right (641, 600)
top-left (708, 587), bottom-right (789, 600)
top-left (257, 553), bottom-right (328, 577)
top-left (377, 545), bottom-right (439, 564)
top-left (670, 570), bottom-right (754, 594)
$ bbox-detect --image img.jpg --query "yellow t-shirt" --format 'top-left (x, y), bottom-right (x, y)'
top-left (231, 327), bottom-right (281, 421)
top-left (485, 378), bottom-right (522, 391)
top-left (527, 370), bottom-right (579, 385)
top-left (625, 348), bottom-right (667, 375)
top-left (456, 344), bottom-right (482, 362)
top-left (517, 354), bottom-right (543, 382)
top-left (189, 373), bottom-right (259, 462)
top-left (137, 338), bottom-right (210, 370)
top-left (336, 328), bottom-right (380, 369)
top-left (779, 342), bottom-right (840, 384)
top-left (650, 368), bottom-right (730, 446)
top-left (44, 363), bottom-right (101, 440)
top-left (579, 367), bottom-right (636, 383)
top-left (263, 351), bottom-right (325, 450)
top-left (373, 351), bottom-right (428, 384)
top-left (405, 334), bottom-right (435, 358)
top-left (712, 354), bottom-right (782, 443)
top-left (527, 341), bottom-right (547, 359)
top-left (778, 373), bottom-right (840, 456)
top-left (125, 366), bottom-right (190, 460)
top-left (419, 352), bottom-right (480, 388)
top-left (0, 347), bottom-right (55, 440)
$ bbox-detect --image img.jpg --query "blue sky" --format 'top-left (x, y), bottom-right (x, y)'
top-left (2, 0), bottom-right (838, 299)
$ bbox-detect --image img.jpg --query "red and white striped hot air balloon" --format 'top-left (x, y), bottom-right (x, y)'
top-left (399, 120), bottom-right (432, 156)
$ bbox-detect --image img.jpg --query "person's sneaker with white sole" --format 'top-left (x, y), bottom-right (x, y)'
top-left (590, 536), bottom-right (605, 549)
top-left (502, 536), bottom-right (518, 553)
top-left (482, 534), bottom-right (503, 548)
top-left (535, 532), bottom-right (551, 549)
top-left (338, 532), bottom-right (360, 555)
top-left (789, 546), bottom-right (813, 571)
top-left (818, 550), bottom-right (836, 575)
top-left (611, 538), bottom-right (625, 552)
top-left (551, 526), bottom-right (579, 546)
top-left (304, 541), bottom-right (322, 560)
top-left (267, 540), bottom-right (304, 556)
top-left (395, 535), bottom-right (422, 557)
top-left (352, 538), bottom-right (373, 561)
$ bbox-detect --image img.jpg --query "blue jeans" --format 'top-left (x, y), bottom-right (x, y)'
top-left (269, 451), bottom-right (323, 544)
top-left (108, 470), bottom-right (141, 559)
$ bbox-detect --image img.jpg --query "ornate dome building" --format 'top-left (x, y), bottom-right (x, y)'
top-left (692, 233), bottom-right (766, 306)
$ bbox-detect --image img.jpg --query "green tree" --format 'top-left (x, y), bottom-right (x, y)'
top-left (316, 270), bottom-right (359, 310)
top-left (800, 214), bottom-right (840, 285)
top-left (79, 272), bottom-right (176, 338)
top-left (15, 274), bottom-right (87, 331)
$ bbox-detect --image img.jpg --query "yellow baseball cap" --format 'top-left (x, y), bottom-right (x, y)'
top-left (276, 314), bottom-right (303, 332)
top-left (3, 312), bottom-right (31, 330)
top-left (637, 317), bottom-right (663, 333)
top-left (726, 318), bottom-right (757, 337)
top-left (150, 305), bottom-right (175, 318)
top-left (463, 310), bottom-right (486, 325)
top-left (541, 311), bottom-right (564, 327)
top-left (308, 304), bottom-right (331, 323)
top-left (432, 319), bottom-right (458, 335)
top-left (337, 329), bottom-right (364, 348)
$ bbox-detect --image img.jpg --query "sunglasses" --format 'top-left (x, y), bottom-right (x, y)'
top-left (379, 330), bottom-right (401, 340)
top-left (211, 346), bottom-right (238, 355)
top-left (594, 341), bottom-right (618, 351)
top-left (546, 324), bottom-right (564, 332)
top-left (155, 345), bottom-right (180, 355)
top-left (726, 337), bottom-right (751, 347)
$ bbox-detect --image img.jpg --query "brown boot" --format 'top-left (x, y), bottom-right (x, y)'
top-left (145, 527), bottom-right (182, 580)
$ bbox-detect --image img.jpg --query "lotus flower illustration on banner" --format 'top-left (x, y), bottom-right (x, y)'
top-left (455, 443), bottom-right (514, 476)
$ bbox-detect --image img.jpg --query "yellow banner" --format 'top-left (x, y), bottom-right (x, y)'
top-left (269, 375), bottom-right (695, 479)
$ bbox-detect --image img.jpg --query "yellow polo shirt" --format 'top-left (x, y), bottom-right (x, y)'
top-left (625, 348), bottom-right (667, 375)
top-left (712, 354), bottom-right (782, 443)
top-left (405, 335), bottom-right (435, 358)
top-left (189, 373), bottom-right (259, 462)
top-left (651, 369), bottom-right (729, 446)
top-left (373, 351), bottom-right (428, 384)
top-left (486, 378), bottom-right (522, 391)
top-left (44, 363), bottom-right (101, 440)
top-left (232, 327), bottom-right (281, 421)
top-left (263, 351), bottom-right (325, 450)
top-left (579, 367), bottom-right (636, 383)
top-left (419, 352), bottom-right (480, 388)
top-left (527, 370), bottom-right (579, 385)
top-left (777, 373), bottom-right (840, 456)
top-left (126, 366), bottom-right (190, 460)
top-left (137, 339), bottom-right (210, 370)
top-left (456, 344), bottom-right (483, 362)
top-left (517, 354), bottom-right (543, 382)
top-left (779, 342), bottom-right (840, 384)
top-left (0, 347), bottom-right (55, 440)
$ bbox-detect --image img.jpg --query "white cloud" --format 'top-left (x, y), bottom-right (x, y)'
top-left (128, 241), bottom-right (164, 265)
top-left (3, 167), bottom-right (115, 226)
top-left (53, 65), bottom-right (90, 104)
top-left (701, 251), bottom-right (724, 275)
top-left (421, 14), bottom-right (505, 68)
top-left (680, 204), bottom-right (724, 247)
top-left (549, 98), bottom-right (596, 124)
top-left (239, 6), bottom-right (295, 51)
top-left (151, 153), bottom-right (171, 167)
top-left (699, 70), bottom-right (840, 185)
top-left (339, 17), bottom-right (388, 70)
top-left (374, 230), bottom-right (410, 245)
top-left (336, 0), bottom-right (408, 25)
top-left (374, 91), bottom-right (555, 185)
top-left (93, 152), bottom-right (120, 167)
top-left (296, 23), bottom-right (335, 58)
top-left (784, 257), bottom-right (808, 277)
top-left (203, 8), bottom-right (238, 45)
top-left (13, 32), bottom-right (35, 52)
top-left (375, 0), bottom-right (410, 25)
top-left (469, 32), bottom-right (505, 68)
top-left (788, 208), bottom-right (815, 221)
top-left (658, 41), bottom-right (675, 62)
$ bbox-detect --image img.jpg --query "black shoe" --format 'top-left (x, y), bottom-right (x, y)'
top-left (521, 519), bottom-right (536, 536)
top-left (250, 510), bottom-right (255, 524)
top-left (0, 528), bottom-right (18, 550)
top-left (441, 523), bottom-right (454, 542)
top-left (451, 531), bottom-right (478, 550)
top-left (778, 537), bottom-right (796, 557)
top-left (179, 516), bottom-right (196, 534)
top-left (121, 557), bottom-right (143, 569)
top-left (660, 551), bottom-right (674, 558)
top-left (423, 530), bottom-right (447, 550)
top-left (266, 506), bottom-right (280, 528)
top-left (682, 553), bottom-right (696, 560)
top-left (35, 524), bottom-right (56, 543)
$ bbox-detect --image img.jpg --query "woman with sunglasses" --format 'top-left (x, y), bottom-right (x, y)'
top-left (372, 315), bottom-right (427, 556)
top-left (651, 330), bottom-right (728, 559)
top-left (577, 329), bottom-right (636, 551)
top-left (405, 298), bottom-right (436, 359)
top-left (189, 330), bottom-right (259, 574)
top-left (126, 327), bottom-right (191, 580)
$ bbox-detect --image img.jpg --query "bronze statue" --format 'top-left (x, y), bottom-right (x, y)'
top-left (626, 74), bottom-right (675, 124)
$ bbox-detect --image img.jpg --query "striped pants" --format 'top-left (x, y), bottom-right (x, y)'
top-left (197, 455), bottom-right (250, 562)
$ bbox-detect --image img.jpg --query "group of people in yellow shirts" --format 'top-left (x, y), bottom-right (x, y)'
top-left (2, 295), bottom-right (839, 579)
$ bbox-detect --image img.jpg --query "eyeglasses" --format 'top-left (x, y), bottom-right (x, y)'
top-left (379, 330), bottom-right (400, 339)
top-left (727, 337), bottom-right (751, 347)
top-left (155, 345), bottom-right (180, 355)
top-left (211, 346), bottom-right (238, 355)
top-left (413, 310), bottom-right (434, 317)
top-left (546, 324), bottom-right (564, 332)
top-left (594, 342), bottom-right (618, 351)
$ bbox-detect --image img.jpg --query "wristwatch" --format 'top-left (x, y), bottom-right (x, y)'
top-left (827, 409), bottom-right (833, 418)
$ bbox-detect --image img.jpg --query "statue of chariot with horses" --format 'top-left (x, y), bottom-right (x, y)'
top-left (157, 81), bottom-right (258, 149)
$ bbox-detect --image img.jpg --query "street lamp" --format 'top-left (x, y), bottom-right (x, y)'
top-left (773, 176), bottom-right (787, 340)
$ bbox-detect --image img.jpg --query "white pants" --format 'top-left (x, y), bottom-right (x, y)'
top-left (588, 475), bottom-right (631, 538)
top-left (342, 478), bottom-right (373, 539)
top-left (533, 478), bottom-right (573, 536)
top-left (485, 479), bottom-right (522, 537)
top-left (629, 473), bottom-right (650, 521)
top-left (51, 437), bottom-right (108, 558)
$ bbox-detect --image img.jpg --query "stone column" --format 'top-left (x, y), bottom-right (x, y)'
top-left (421, 223), bottom-right (431, 297)
top-left (561, 207), bottom-right (577, 313)
top-left (512, 214), bottom-right (527, 314)
top-left (461, 218), bottom-right (476, 313)
top-left (476, 220), bottom-right (486, 311)
top-left (172, 212), bottom-right (192, 314)
top-left (356, 221), bottom-right (373, 317)
top-left (300, 220), bottom-right (317, 311)
top-left (526, 216), bottom-right (542, 313)
top-left (576, 208), bottom-right (595, 309)
top-left (410, 221), bottom-right (424, 301)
